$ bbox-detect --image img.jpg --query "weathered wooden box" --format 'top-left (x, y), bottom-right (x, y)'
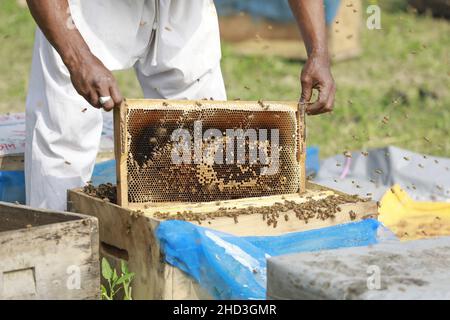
top-left (219, 0), bottom-right (362, 61)
top-left (67, 182), bottom-right (377, 300)
top-left (0, 202), bottom-right (100, 300)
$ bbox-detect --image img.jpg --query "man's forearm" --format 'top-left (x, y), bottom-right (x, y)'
top-left (26, 0), bottom-right (92, 70)
top-left (289, 0), bottom-right (335, 114)
top-left (288, 0), bottom-right (329, 57)
top-left (27, 0), bottom-right (122, 110)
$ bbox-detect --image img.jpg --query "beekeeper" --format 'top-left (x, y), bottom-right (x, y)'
top-left (25, 0), bottom-right (335, 211)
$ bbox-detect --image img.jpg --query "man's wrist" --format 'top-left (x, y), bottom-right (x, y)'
top-left (308, 47), bottom-right (329, 58)
top-left (60, 44), bottom-right (93, 71)
top-left (308, 49), bottom-right (330, 65)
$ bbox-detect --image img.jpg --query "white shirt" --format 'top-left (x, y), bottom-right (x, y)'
top-left (68, 0), bottom-right (222, 82)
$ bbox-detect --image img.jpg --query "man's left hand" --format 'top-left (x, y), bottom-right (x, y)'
top-left (300, 53), bottom-right (336, 115)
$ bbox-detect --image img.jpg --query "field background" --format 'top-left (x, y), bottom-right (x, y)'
top-left (0, 0), bottom-right (448, 158)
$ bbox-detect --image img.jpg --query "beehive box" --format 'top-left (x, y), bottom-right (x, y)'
top-left (66, 98), bottom-right (378, 299)
top-left (219, 0), bottom-right (362, 61)
top-left (68, 182), bottom-right (377, 300)
top-left (0, 202), bottom-right (99, 300)
top-left (114, 99), bottom-right (306, 209)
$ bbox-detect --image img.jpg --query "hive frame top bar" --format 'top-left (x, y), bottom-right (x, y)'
top-left (114, 99), bottom-right (306, 209)
top-left (123, 99), bottom-right (299, 112)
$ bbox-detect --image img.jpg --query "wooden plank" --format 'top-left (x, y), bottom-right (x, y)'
top-left (0, 151), bottom-right (114, 172)
top-left (298, 102), bottom-right (306, 193)
top-left (114, 101), bottom-right (129, 208)
top-left (124, 99), bottom-right (298, 112)
top-left (68, 190), bottom-right (204, 300)
top-left (0, 202), bottom-right (79, 232)
top-left (0, 155), bottom-right (24, 171)
top-left (0, 202), bottom-right (100, 299)
top-left (329, 0), bottom-right (363, 61)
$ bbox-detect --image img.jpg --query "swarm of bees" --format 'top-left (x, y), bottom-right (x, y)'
top-left (153, 194), bottom-right (368, 228)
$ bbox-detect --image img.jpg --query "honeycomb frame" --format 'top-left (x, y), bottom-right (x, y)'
top-left (114, 99), bottom-right (306, 209)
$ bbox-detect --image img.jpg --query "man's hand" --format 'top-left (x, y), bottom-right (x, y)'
top-left (289, 0), bottom-right (336, 115)
top-left (68, 54), bottom-right (122, 111)
top-left (300, 54), bottom-right (336, 115)
top-left (27, 0), bottom-right (122, 111)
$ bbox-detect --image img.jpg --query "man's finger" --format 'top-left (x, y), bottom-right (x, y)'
top-left (306, 84), bottom-right (331, 115)
top-left (97, 85), bottom-right (114, 111)
top-left (110, 83), bottom-right (123, 109)
top-left (323, 84), bottom-right (336, 113)
top-left (300, 77), bottom-right (313, 103)
top-left (89, 90), bottom-right (101, 109)
top-left (306, 84), bottom-right (335, 115)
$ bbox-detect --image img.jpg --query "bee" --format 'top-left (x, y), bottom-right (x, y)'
top-left (349, 210), bottom-right (357, 220)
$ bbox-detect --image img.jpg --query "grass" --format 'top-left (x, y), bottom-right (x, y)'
top-left (1, 0), bottom-right (449, 158)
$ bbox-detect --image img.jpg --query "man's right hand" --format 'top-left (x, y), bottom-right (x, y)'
top-left (68, 53), bottom-right (123, 111)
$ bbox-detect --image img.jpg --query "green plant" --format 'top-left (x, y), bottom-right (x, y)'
top-left (101, 258), bottom-right (135, 300)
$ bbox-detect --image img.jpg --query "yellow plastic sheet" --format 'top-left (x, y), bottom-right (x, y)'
top-left (379, 185), bottom-right (450, 241)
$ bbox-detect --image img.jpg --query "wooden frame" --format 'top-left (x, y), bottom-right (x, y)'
top-left (114, 99), bottom-right (306, 209)
top-left (0, 201), bottom-right (100, 300)
top-left (68, 182), bottom-right (377, 300)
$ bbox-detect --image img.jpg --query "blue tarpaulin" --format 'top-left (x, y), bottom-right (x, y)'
top-left (157, 219), bottom-right (395, 299)
top-left (0, 171), bottom-right (25, 204)
top-left (215, 0), bottom-right (341, 24)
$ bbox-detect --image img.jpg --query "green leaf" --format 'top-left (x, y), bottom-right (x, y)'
top-left (116, 272), bottom-right (135, 285)
top-left (121, 260), bottom-right (129, 274)
top-left (101, 285), bottom-right (111, 300)
top-left (101, 258), bottom-right (113, 280)
top-left (112, 269), bottom-right (119, 283)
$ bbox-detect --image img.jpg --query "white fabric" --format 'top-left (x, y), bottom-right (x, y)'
top-left (25, 0), bottom-right (226, 211)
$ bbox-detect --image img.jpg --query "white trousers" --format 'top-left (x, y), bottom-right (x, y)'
top-left (25, 1), bottom-right (226, 211)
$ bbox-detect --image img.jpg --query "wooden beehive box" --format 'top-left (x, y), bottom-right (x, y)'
top-left (219, 0), bottom-right (362, 61)
top-left (0, 202), bottom-right (100, 300)
top-left (114, 99), bottom-right (306, 209)
top-left (68, 182), bottom-right (377, 300)
top-left (65, 98), bottom-right (378, 299)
